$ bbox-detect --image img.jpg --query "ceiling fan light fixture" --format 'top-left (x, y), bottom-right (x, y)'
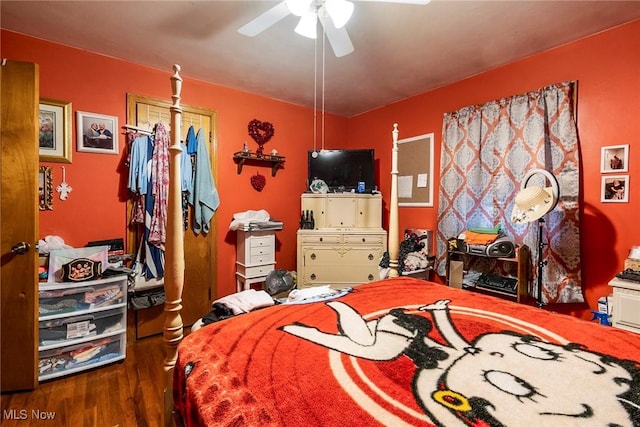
top-left (295, 10), bottom-right (318, 39)
top-left (324, 0), bottom-right (354, 29)
top-left (286, 0), bottom-right (314, 16)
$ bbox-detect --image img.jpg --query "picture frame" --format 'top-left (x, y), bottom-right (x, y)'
top-left (601, 144), bottom-right (629, 173)
top-left (39, 98), bottom-right (72, 163)
top-left (76, 111), bottom-right (118, 155)
top-left (397, 133), bottom-right (435, 207)
top-left (39, 165), bottom-right (53, 210)
top-left (601, 175), bottom-right (629, 203)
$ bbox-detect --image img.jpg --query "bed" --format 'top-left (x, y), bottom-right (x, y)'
top-left (161, 66), bottom-right (640, 426)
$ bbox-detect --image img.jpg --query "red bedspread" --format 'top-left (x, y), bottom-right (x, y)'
top-left (174, 278), bottom-right (640, 426)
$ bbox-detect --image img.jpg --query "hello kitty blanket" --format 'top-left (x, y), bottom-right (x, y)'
top-left (173, 278), bottom-right (640, 426)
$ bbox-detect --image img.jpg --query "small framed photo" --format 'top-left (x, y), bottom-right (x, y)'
top-left (39, 99), bottom-right (72, 163)
top-left (76, 111), bottom-right (118, 155)
top-left (601, 144), bottom-right (629, 173)
top-left (601, 175), bottom-right (629, 203)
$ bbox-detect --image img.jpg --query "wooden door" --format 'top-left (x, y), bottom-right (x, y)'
top-left (126, 94), bottom-right (218, 338)
top-left (1, 61), bottom-right (40, 391)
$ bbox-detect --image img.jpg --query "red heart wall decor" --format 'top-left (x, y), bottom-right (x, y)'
top-left (251, 172), bottom-right (266, 192)
top-left (248, 119), bottom-right (275, 156)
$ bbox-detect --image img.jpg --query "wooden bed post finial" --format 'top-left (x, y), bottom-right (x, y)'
top-left (388, 123), bottom-right (400, 277)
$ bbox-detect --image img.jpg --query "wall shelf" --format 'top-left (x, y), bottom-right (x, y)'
top-left (233, 152), bottom-right (285, 176)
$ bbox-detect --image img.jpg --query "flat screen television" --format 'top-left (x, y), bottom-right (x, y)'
top-left (307, 149), bottom-right (375, 192)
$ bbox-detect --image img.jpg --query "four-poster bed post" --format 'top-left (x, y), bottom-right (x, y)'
top-left (159, 69), bottom-right (404, 422)
top-left (388, 123), bottom-right (400, 277)
top-left (163, 64), bottom-right (185, 426)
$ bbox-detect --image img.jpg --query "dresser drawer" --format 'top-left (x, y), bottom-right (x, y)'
top-left (298, 234), bottom-right (342, 244)
top-left (39, 307), bottom-right (124, 347)
top-left (39, 281), bottom-right (125, 319)
top-left (237, 263), bottom-right (275, 278)
top-left (250, 234), bottom-right (274, 248)
top-left (343, 234), bottom-right (386, 245)
top-left (248, 245), bottom-right (275, 264)
top-left (39, 334), bottom-right (125, 381)
top-left (300, 267), bottom-right (379, 288)
top-left (301, 246), bottom-right (383, 266)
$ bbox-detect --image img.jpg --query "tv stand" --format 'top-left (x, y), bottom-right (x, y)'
top-left (297, 193), bottom-right (387, 288)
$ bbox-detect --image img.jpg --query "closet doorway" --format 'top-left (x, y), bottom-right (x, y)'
top-left (126, 94), bottom-right (218, 339)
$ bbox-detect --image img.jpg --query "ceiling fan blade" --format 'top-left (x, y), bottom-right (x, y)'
top-left (238, 1), bottom-right (292, 37)
top-left (318, 7), bottom-right (354, 57)
top-left (355, 0), bottom-right (430, 4)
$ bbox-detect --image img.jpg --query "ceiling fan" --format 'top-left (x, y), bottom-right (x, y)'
top-left (238, 0), bottom-right (430, 58)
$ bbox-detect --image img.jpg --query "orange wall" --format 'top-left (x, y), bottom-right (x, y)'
top-left (349, 19), bottom-right (640, 318)
top-left (1, 30), bottom-right (348, 298)
top-left (3, 19), bottom-right (639, 316)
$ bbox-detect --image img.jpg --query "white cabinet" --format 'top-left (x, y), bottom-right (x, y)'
top-left (38, 275), bottom-right (127, 381)
top-left (297, 193), bottom-right (387, 289)
top-left (236, 229), bottom-right (280, 292)
top-left (609, 278), bottom-right (640, 334)
top-left (301, 193), bottom-right (382, 230)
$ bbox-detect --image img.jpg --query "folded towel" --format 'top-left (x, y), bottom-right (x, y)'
top-left (467, 225), bottom-right (501, 234)
top-left (287, 285), bottom-right (335, 302)
top-left (464, 231), bottom-right (499, 245)
top-left (214, 289), bottom-right (274, 315)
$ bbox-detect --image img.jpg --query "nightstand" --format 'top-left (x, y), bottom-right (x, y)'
top-left (609, 277), bottom-right (640, 333)
top-left (236, 227), bottom-right (281, 292)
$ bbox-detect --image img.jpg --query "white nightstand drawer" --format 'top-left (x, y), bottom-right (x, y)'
top-left (250, 235), bottom-right (274, 248)
top-left (237, 263), bottom-right (276, 278)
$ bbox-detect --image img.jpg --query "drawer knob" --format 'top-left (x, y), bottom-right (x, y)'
top-left (362, 238), bottom-right (366, 242)
top-left (310, 273), bottom-right (316, 280)
top-left (310, 253), bottom-right (316, 260)
top-left (368, 253), bottom-right (374, 260)
top-left (368, 274), bottom-right (374, 281)
top-left (319, 237), bottom-right (323, 242)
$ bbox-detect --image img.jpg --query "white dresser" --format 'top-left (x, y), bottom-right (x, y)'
top-left (297, 193), bottom-right (387, 289)
top-left (609, 277), bottom-right (640, 334)
top-left (236, 228), bottom-right (280, 292)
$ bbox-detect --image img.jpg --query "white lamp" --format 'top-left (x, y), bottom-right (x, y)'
top-left (511, 168), bottom-right (559, 308)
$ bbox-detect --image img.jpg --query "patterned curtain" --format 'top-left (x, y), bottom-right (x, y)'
top-left (435, 82), bottom-right (583, 304)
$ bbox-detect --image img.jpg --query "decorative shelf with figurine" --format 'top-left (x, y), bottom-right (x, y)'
top-left (233, 151), bottom-right (285, 176)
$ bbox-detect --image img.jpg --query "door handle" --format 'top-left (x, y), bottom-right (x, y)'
top-left (11, 242), bottom-right (30, 254)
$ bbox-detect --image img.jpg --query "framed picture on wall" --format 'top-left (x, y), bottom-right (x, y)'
top-left (39, 98), bottom-right (72, 163)
top-left (76, 111), bottom-right (118, 155)
top-left (601, 144), bottom-right (629, 173)
top-left (601, 175), bottom-right (629, 203)
top-left (39, 165), bottom-right (53, 211)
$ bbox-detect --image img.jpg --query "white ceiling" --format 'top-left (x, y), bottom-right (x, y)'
top-left (2, 0), bottom-right (640, 117)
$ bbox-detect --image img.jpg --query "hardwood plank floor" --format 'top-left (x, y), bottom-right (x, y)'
top-left (1, 334), bottom-right (167, 427)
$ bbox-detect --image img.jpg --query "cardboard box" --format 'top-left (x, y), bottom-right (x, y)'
top-left (449, 260), bottom-right (464, 289)
top-left (624, 257), bottom-right (640, 271)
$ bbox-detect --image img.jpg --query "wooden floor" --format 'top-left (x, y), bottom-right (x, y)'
top-left (1, 334), bottom-right (166, 427)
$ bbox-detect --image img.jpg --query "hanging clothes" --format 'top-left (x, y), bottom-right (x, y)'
top-left (189, 127), bottom-right (220, 235)
top-left (127, 130), bottom-right (164, 281)
top-left (180, 142), bottom-right (193, 231)
top-left (148, 122), bottom-right (170, 250)
top-left (128, 134), bottom-right (150, 225)
top-left (185, 125), bottom-right (198, 155)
